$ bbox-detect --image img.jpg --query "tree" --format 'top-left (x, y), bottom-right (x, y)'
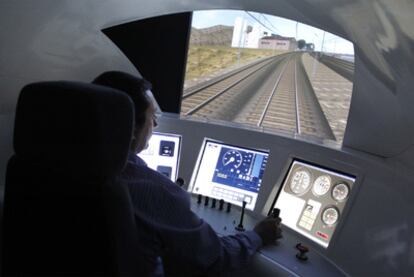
top-left (306, 43), bottom-right (315, 51)
top-left (297, 39), bottom-right (306, 49)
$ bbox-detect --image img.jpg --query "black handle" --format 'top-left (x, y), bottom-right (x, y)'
top-left (272, 208), bottom-right (280, 218)
top-left (235, 201), bottom-right (247, 231)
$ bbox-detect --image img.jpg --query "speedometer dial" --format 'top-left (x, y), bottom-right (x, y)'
top-left (332, 183), bottom-right (349, 201)
top-left (322, 207), bottom-right (339, 226)
top-left (290, 170), bottom-right (311, 195)
top-left (222, 150), bottom-right (243, 169)
top-left (312, 175), bottom-right (331, 196)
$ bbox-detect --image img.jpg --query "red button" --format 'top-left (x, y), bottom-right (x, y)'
top-left (316, 231), bottom-right (329, 240)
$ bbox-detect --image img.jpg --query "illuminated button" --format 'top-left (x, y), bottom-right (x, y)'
top-left (316, 231), bottom-right (329, 240)
top-left (244, 196), bottom-right (252, 204)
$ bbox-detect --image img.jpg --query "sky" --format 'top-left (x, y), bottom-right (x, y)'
top-left (192, 10), bottom-right (354, 55)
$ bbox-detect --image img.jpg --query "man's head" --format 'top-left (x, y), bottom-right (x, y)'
top-left (93, 71), bottom-right (161, 154)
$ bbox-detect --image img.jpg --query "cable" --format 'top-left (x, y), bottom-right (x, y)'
top-left (245, 11), bottom-right (278, 35)
top-left (261, 13), bottom-right (281, 34)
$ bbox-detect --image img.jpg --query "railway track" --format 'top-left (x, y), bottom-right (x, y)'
top-left (181, 55), bottom-right (285, 116)
top-left (182, 52), bottom-right (335, 141)
top-left (234, 53), bottom-right (335, 139)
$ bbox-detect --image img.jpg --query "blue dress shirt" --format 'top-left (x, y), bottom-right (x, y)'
top-left (121, 154), bottom-right (262, 276)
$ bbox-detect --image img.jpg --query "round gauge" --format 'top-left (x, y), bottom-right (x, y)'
top-left (322, 207), bottom-right (339, 226)
top-left (312, 175), bottom-right (332, 196)
top-left (332, 183), bottom-right (350, 201)
top-left (222, 150), bottom-right (243, 169)
top-left (290, 170), bottom-right (311, 195)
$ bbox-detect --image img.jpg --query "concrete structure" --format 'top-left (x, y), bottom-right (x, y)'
top-left (259, 35), bottom-right (297, 51)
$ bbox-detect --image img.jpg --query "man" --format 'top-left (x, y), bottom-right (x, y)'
top-left (93, 71), bottom-right (282, 276)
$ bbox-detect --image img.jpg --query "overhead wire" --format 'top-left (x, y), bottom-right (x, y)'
top-left (244, 11), bottom-right (279, 35)
top-left (260, 13), bottom-right (281, 34)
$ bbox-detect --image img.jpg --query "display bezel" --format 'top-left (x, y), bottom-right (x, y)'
top-left (269, 158), bottom-right (356, 249)
top-left (188, 137), bottom-right (270, 210)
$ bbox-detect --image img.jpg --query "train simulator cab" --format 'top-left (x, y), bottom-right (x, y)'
top-left (1, 0), bottom-right (414, 276)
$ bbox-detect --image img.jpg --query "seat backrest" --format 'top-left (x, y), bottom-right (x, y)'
top-left (2, 81), bottom-right (141, 275)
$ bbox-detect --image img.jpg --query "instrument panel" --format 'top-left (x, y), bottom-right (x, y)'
top-left (188, 138), bottom-right (269, 211)
top-left (190, 194), bottom-right (347, 277)
top-left (273, 160), bottom-right (355, 248)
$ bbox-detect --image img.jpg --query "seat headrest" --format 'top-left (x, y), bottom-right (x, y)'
top-left (14, 81), bottom-right (134, 178)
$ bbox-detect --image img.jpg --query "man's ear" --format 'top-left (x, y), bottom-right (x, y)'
top-left (130, 127), bottom-right (140, 151)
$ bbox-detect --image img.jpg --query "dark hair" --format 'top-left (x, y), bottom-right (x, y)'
top-left (93, 71), bottom-right (152, 127)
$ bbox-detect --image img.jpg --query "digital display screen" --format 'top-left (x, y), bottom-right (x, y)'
top-left (138, 132), bottom-right (181, 181)
top-left (189, 138), bottom-right (269, 210)
top-left (273, 160), bottom-right (355, 248)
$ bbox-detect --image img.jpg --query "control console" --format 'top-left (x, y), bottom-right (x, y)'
top-left (191, 194), bottom-right (346, 276)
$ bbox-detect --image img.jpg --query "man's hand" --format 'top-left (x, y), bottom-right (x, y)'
top-left (253, 216), bottom-right (283, 245)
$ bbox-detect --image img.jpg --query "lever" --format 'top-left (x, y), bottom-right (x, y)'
top-left (219, 199), bottom-right (224, 210)
top-left (204, 196), bottom-right (209, 206)
top-left (271, 208), bottom-right (280, 218)
top-left (211, 198), bottom-right (217, 208)
top-left (226, 202), bottom-right (231, 213)
top-left (235, 201), bottom-right (247, 231)
top-left (197, 194), bottom-right (202, 204)
top-left (272, 208), bottom-right (283, 240)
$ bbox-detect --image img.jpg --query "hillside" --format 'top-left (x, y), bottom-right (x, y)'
top-left (185, 25), bottom-right (287, 87)
top-left (185, 45), bottom-right (283, 85)
top-left (190, 25), bottom-right (233, 46)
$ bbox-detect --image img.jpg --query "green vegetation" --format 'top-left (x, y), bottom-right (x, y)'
top-left (185, 45), bottom-right (285, 81)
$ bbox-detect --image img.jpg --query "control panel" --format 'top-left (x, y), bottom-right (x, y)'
top-left (190, 194), bottom-right (346, 276)
top-left (273, 160), bottom-right (355, 248)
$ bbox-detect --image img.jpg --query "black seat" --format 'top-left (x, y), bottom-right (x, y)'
top-left (2, 81), bottom-right (141, 275)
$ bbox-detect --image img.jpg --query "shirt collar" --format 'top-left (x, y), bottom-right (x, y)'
top-left (128, 152), bottom-right (147, 167)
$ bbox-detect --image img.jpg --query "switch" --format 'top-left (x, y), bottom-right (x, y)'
top-left (219, 199), bottom-right (224, 210)
top-left (226, 202), bottom-right (231, 213)
top-left (212, 198), bottom-right (217, 208)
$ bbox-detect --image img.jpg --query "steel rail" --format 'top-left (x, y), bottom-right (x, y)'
top-left (257, 58), bottom-right (291, 127)
top-left (185, 57), bottom-right (280, 115)
top-left (182, 56), bottom-right (276, 99)
top-left (294, 56), bottom-right (301, 135)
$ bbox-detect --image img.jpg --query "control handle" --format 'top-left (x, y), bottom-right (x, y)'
top-left (271, 208), bottom-right (280, 218)
top-left (235, 201), bottom-right (247, 231)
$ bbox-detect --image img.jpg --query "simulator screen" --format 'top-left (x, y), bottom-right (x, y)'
top-left (189, 138), bottom-right (269, 210)
top-left (138, 132), bottom-right (181, 181)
